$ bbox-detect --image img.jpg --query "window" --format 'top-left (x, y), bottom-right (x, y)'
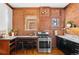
top-left (25, 16), bottom-right (37, 31)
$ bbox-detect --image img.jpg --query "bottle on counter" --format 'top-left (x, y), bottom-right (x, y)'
top-left (54, 30), bottom-right (58, 35)
top-left (11, 32), bottom-right (15, 36)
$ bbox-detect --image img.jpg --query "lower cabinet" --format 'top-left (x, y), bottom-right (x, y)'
top-left (15, 38), bottom-right (37, 50)
top-left (56, 36), bottom-right (79, 55)
top-left (0, 38), bottom-right (37, 55)
top-left (0, 39), bottom-right (15, 55)
top-left (0, 40), bottom-right (10, 55)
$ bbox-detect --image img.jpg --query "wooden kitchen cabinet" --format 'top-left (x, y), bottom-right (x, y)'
top-left (0, 39), bottom-right (15, 55)
top-left (0, 40), bottom-right (10, 55)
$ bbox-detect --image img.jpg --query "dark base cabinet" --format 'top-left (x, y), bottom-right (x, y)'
top-left (56, 36), bottom-right (79, 55)
top-left (10, 39), bottom-right (16, 54)
top-left (15, 38), bottom-right (37, 50)
top-left (9, 37), bottom-right (37, 54)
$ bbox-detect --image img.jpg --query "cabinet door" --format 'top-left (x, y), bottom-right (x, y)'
top-left (56, 36), bottom-right (64, 50)
top-left (68, 41), bottom-right (79, 55)
top-left (0, 40), bottom-right (9, 54)
top-left (56, 36), bottom-right (60, 48)
top-left (62, 39), bottom-right (71, 55)
top-left (15, 38), bottom-right (23, 50)
top-left (59, 38), bottom-right (65, 50)
top-left (56, 36), bottom-right (70, 54)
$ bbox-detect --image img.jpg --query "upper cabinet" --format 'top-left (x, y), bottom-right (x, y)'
top-left (0, 4), bottom-right (13, 32)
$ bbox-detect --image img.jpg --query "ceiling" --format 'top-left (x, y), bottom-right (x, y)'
top-left (9, 3), bottom-right (69, 8)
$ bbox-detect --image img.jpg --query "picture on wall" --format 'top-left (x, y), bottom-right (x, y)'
top-left (51, 17), bottom-right (59, 28)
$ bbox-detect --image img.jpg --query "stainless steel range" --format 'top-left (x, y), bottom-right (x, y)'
top-left (37, 32), bottom-right (52, 53)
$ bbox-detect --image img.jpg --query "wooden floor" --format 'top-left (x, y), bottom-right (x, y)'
top-left (12, 48), bottom-right (64, 55)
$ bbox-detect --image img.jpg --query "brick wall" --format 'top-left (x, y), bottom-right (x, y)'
top-left (13, 8), bottom-right (39, 36)
top-left (65, 3), bottom-right (79, 26)
top-left (13, 8), bottom-right (65, 36)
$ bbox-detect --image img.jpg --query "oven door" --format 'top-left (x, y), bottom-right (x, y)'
top-left (38, 39), bottom-right (52, 52)
top-left (39, 41), bottom-right (50, 48)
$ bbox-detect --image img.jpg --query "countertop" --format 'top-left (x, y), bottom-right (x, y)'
top-left (0, 36), bottom-right (38, 40)
top-left (57, 34), bottom-right (79, 44)
top-left (0, 36), bottom-right (16, 40)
